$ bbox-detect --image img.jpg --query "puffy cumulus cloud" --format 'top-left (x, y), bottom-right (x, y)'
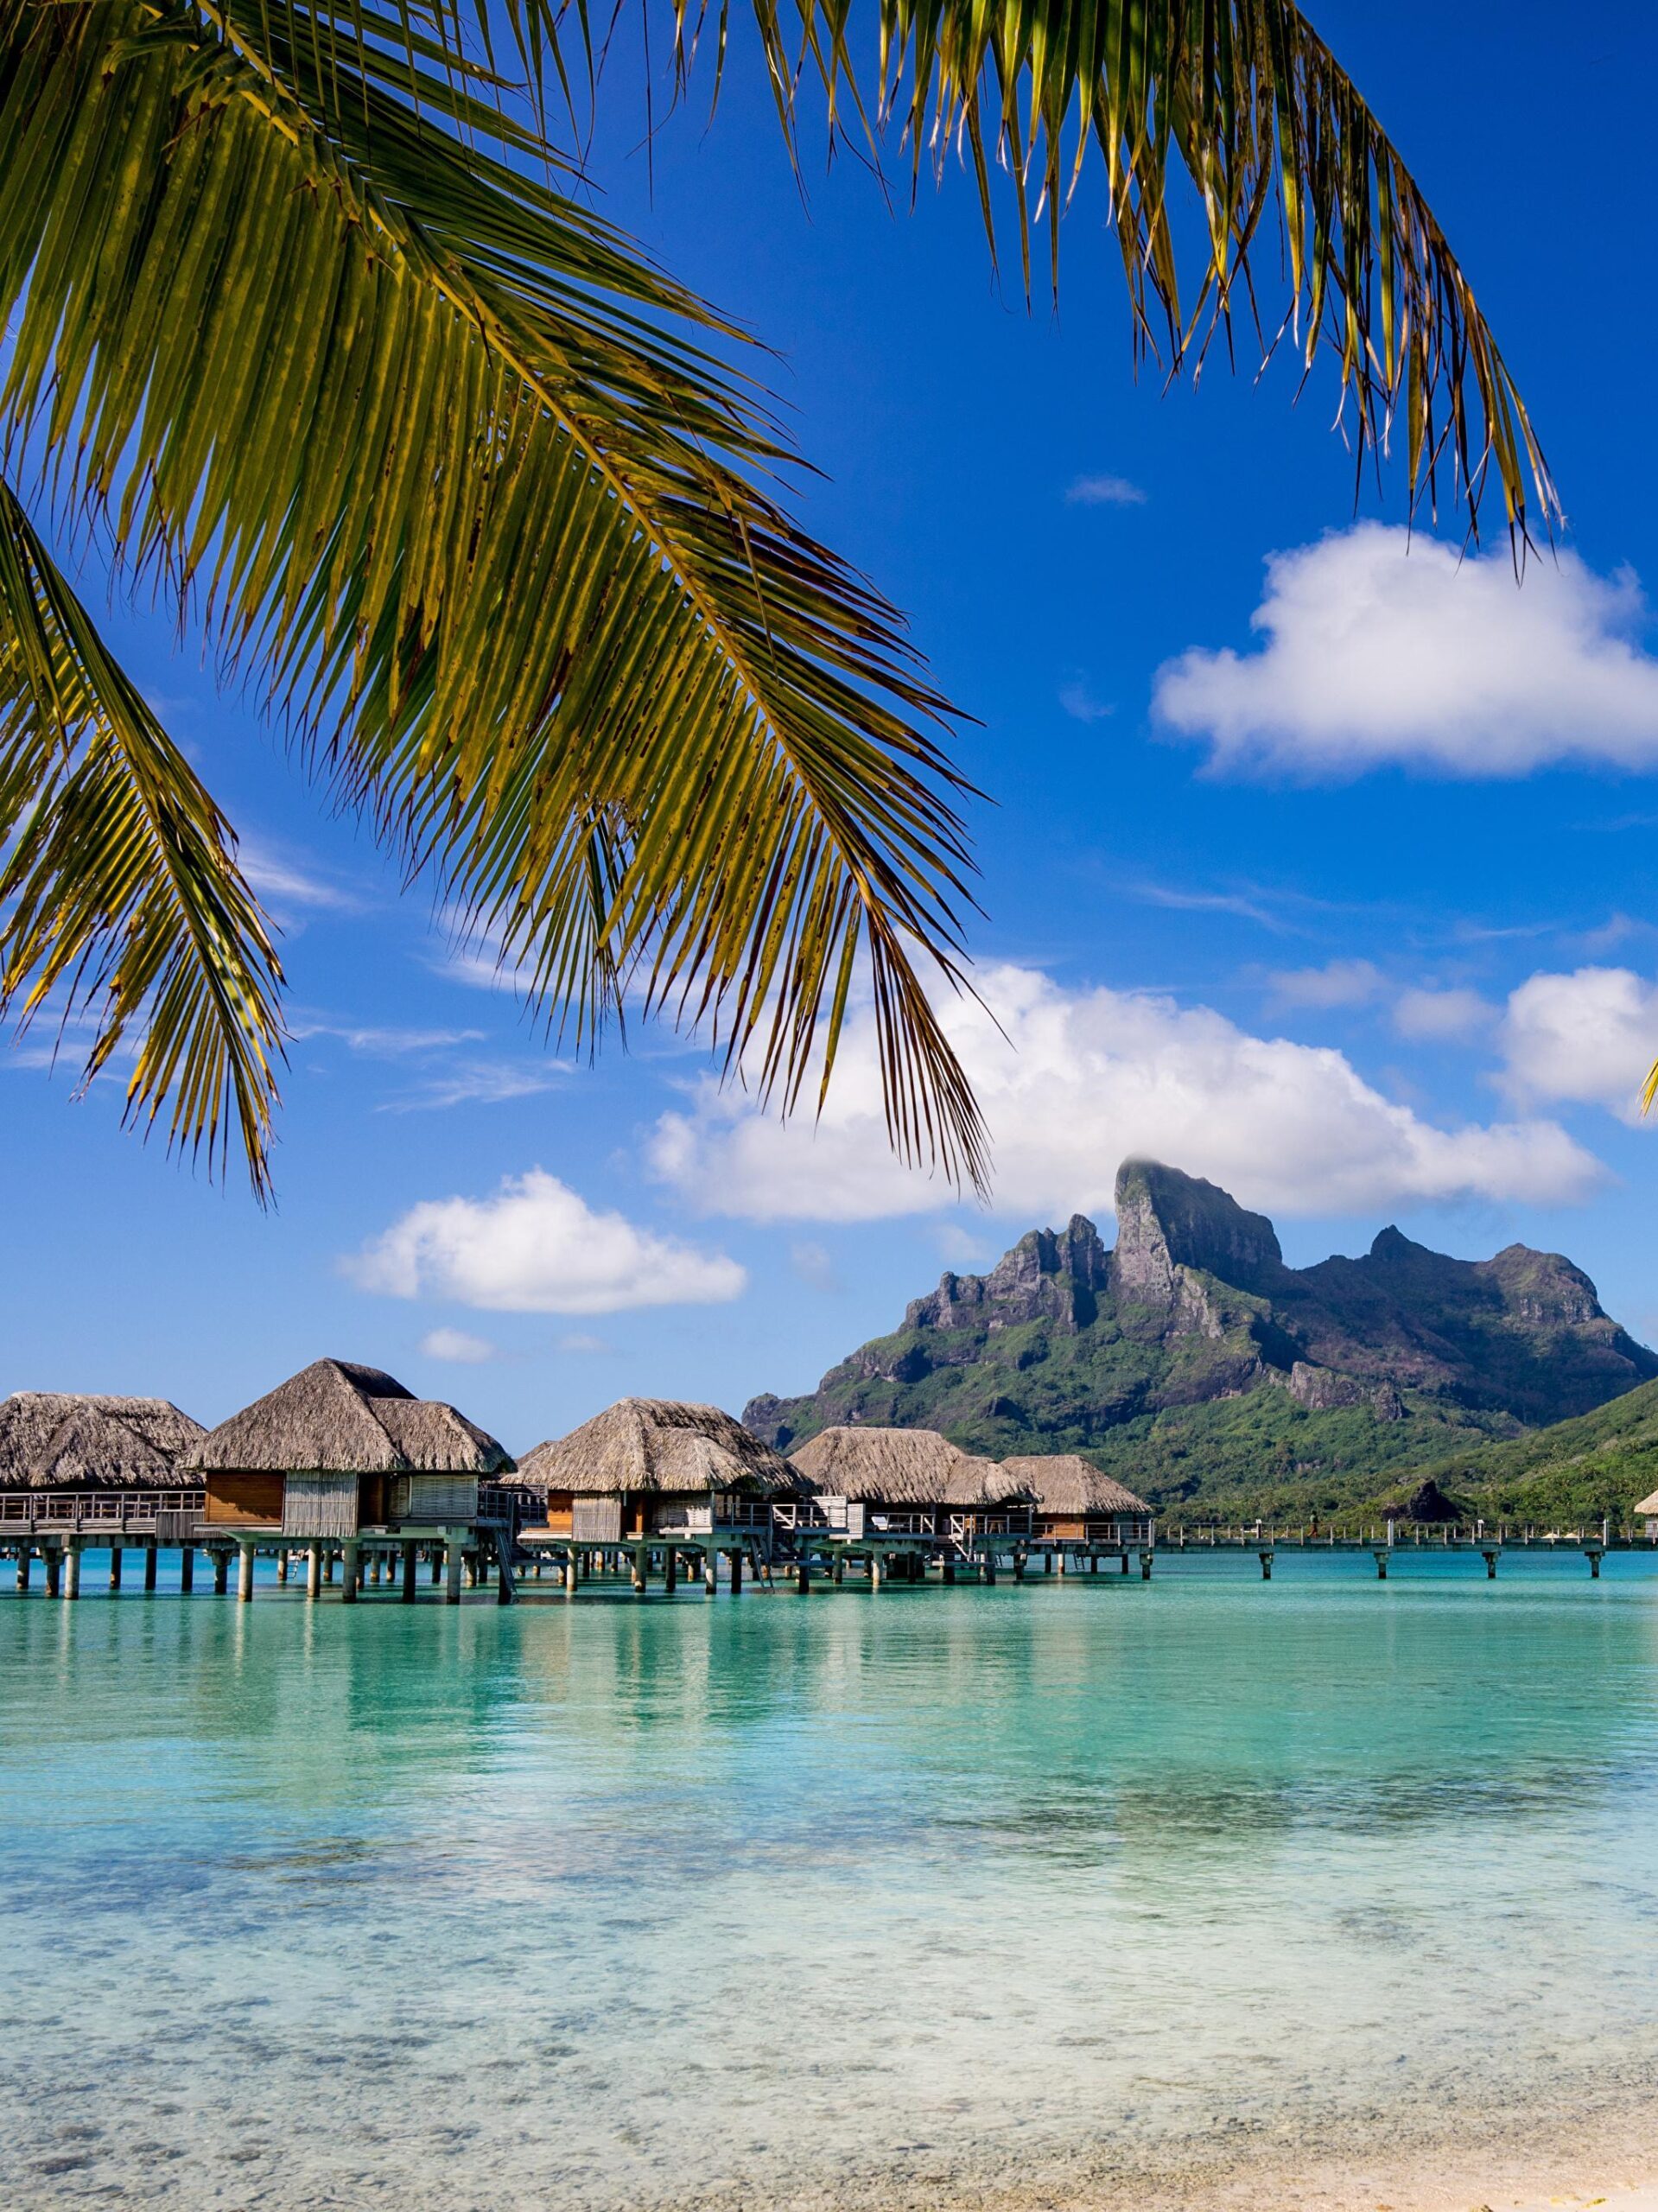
top-left (1500, 967), bottom-right (1658, 1123)
top-left (648, 963), bottom-right (1601, 1224)
top-left (1153, 524), bottom-right (1658, 777)
top-left (1392, 987), bottom-right (1497, 1043)
top-left (346, 1170), bottom-right (746, 1314)
top-left (418, 1326), bottom-right (498, 1363)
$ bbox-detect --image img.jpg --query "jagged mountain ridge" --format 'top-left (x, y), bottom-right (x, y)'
top-left (745, 1162), bottom-right (1658, 1498)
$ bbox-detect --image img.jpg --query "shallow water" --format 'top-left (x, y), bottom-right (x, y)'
top-left (5, 1551), bottom-right (1658, 2209)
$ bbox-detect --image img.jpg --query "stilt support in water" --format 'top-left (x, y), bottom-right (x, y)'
top-left (307, 1543), bottom-right (322, 1601)
top-left (1258, 1549), bottom-right (1274, 1580)
top-left (180, 1547), bottom-right (194, 1595)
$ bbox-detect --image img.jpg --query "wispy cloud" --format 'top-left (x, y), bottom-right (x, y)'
top-left (1058, 677), bottom-right (1115, 724)
top-left (1130, 880), bottom-right (1291, 933)
top-left (293, 1020), bottom-right (486, 1057)
top-left (556, 1332), bottom-right (613, 1355)
top-left (377, 1060), bottom-right (569, 1112)
top-left (1065, 474), bottom-right (1147, 508)
top-left (419, 1326), bottom-right (499, 1363)
top-left (239, 838), bottom-right (365, 916)
top-left (1264, 959), bottom-right (1384, 1011)
top-left (789, 1240), bottom-right (842, 1293)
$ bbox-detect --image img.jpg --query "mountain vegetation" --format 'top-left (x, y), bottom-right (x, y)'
top-left (746, 1161), bottom-right (1658, 1524)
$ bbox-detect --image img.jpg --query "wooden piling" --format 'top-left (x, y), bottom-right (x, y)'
top-left (213, 1549), bottom-right (229, 1596)
top-left (276, 1549), bottom-right (289, 1584)
top-left (307, 1543), bottom-right (322, 1601)
top-left (143, 1545), bottom-right (158, 1593)
top-left (632, 1544), bottom-right (648, 1597)
top-left (109, 1545), bottom-right (123, 1592)
top-left (942, 1558), bottom-right (956, 1585)
top-left (1587, 1547), bottom-right (1604, 1580)
top-left (1140, 1549), bottom-right (1153, 1581)
top-left (44, 1546), bottom-right (61, 1599)
top-left (796, 1558), bottom-right (811, 1593)
top-left (1483, 1548), bottom-right (1499, 1580)
top-left (1374, 1550), bottom-right (1388, 1580)
top-left (564, 1549), bottom-right (578, 1595)
top-left (402, 1541), bottom-right (418, 1603)
top-left (63, 1541), bottom-right (81, 1601)
top-left (179, 1547), bottom-right (194, 1594)
top-left (15, 1546), bottom-right (29, 1593)
top-left (703, 1550), bottom-right (717, 1595)
top-left (445, 1533), bottom-right (465, 1605)
top-left (1120, 1550), bottom-right (1130, 1574)
top-left (1258, 1549), bottom-right (1274, 1580)
top-left (663, 1548), bottom-right (677, 1595)
top-left (832, 1553), bottom-right (845, 1586)
top-left (238, 1542), bottom-right (256, 1604)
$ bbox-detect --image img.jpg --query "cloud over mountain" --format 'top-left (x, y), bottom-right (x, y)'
top-left (648, 961), bottom-right (1600, 1224)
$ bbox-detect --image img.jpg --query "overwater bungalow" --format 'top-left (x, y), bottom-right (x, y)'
top-left (186, 1358), bottom-right (515, 1599)
top-left (0, 1392), bottom-right (207, 1591)
top-left (1001, 1455), bottom-right (1156, 1554)
top-left (784, 1427), bottom-right (1032, 1578)
top-left (516, 1398), bottom-right (795, 1592)
top-left (1636, 1488), bottom-right (1658, 1541)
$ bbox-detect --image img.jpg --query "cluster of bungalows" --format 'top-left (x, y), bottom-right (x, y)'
top-left (0, 1365), bottom-right (1156, 1601)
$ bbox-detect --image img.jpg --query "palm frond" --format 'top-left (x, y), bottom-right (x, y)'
top-left (0, 0), bottom-right (987, 1192)
top-left (0, 480), bottom-right (285, 1192)
top-left (688, 0), bottom-right (1553, 540)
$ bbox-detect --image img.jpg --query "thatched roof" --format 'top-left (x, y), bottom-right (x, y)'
top-left (1636, 1489), bottom-right (1658, 1516)
top-left (789, 1426), bottom-right (1011, 1507)
top-left (186, 1358), bottom-right (511, 1476)
top-left (0, 1392), bottom-right (206, 1489)
top-left (518, 1399), bottom-right (795, 1497)
top-left (999, 1454), bottom-right (1153, 1517)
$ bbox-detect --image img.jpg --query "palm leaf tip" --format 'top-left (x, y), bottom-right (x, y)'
top-left (715, 0), bottom-right (1556, 541)
top-left (0, 480), bottom-right (286, 1198)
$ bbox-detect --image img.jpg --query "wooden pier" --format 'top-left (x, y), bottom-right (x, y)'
top-left (4, 1515), bottom-right (1643, 1603)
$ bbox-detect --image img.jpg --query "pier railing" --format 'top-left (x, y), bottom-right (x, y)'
top-left (1159, 1522), bottom-right (1643, 1548)
top-left (0, 1488), bottom-right (207, 1532)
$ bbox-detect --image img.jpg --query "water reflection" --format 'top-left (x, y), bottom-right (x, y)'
top-left (3, 1557), bottom-right (1658, 2209)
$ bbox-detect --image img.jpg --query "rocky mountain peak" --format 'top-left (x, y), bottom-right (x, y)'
top-left (1111, 1159), bottom-right (1284, 1307)
top-left (905, 1213), bottom-right (1109, 1335)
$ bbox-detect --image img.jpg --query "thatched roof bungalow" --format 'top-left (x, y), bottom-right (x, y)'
top-left (788, 1426), bottom-right (1032, 1544)
top-left (186, 1358), bottom-right (511, 1537)
top-left (1000, 1455), bottom-right (1155, 1543)
top-left (0, 1392), bottom-right (204, 1490)
top-left (1636, 1487), bottom-right (1658, 1538)
top-left (518, 1399), bottom-right (794, 1548)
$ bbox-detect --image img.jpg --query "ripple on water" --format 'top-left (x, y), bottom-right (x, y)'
top-left (3, 1554), bottom-right (1658, 2210)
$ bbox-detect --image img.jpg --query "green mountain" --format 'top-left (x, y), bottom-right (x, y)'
top-left (744, 1160), bottom-right (1658, 1521)
top-left (1407, 1380), bottom-right (1658, 1527)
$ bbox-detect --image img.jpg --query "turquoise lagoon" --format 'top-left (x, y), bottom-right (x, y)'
top-left (6, 1552), bottom-right (1658, 2210)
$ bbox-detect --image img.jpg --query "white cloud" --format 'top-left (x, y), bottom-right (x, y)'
top-left (648, 961), bottom-right (1600, 1224)
top-left (1153, 524), bottom-right (1658, 777)
top-left (345, 1169), bottom-right (746, 1314)
top-left (1500, 967), bottom-right (1658, 1123)
top-left (1266, 959), bottom-right (1384, 1010)
top-left (556, 1332), bottom-right (614, 1355)
top-left (1065, 474), bottom-right (1147, 507)
top-left (419, 1326), bottom-right (498, 1363)
top-left (1393, 986), bottom-right (1496, 1043)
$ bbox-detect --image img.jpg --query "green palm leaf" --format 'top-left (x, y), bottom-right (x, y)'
top-left (682, 0), bottom-right (1554, 537)
top-left (0, 0), bottom-right (986, 1192)
top-left (0, 480), bottom-right (285, 1192)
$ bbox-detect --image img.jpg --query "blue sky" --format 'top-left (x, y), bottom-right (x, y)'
top-left (10, 0), bottom-right (1658, 1449)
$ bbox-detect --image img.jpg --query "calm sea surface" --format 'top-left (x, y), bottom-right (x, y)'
top-left (5, 1551), bottom-right (1658, 2210)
